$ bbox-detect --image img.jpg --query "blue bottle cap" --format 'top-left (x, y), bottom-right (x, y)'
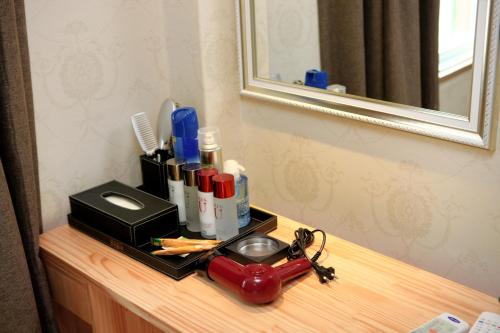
top-left (171, 107), bottom-right (199, 138)
top-left (304, 69), bottom-right (328, 89)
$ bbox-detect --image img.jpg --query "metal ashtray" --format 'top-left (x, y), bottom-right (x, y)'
top-left (224, 233), bottom-right (289, 265)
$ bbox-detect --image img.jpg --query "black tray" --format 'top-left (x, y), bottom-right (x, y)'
top-left (67, 207), bottom-right (277, 280)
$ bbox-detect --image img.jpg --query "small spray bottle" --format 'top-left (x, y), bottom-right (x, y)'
top-left (198, 127), bottom-right (223, 172)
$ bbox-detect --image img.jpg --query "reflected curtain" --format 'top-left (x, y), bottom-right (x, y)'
top-left (0, 0), bottom-right (57, 332)
top-left (317, 0), bottom-right (440, 109)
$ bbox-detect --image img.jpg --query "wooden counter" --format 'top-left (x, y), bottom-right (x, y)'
top-left (40, 212), bottom-right (500, 332)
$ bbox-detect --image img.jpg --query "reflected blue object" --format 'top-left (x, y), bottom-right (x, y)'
top-left (305, 69), bottom-right (328, 89)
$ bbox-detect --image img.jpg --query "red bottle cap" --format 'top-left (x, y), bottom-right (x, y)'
top-left (212, 174), bottom-right (235, 199)
top-left (197, 168), bottom-right (218, 192)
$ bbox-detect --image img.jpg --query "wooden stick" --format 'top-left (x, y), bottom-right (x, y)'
top-left (151, 244), bottom-right (217, 256)
top-left (151, 238), bottom-right (222, 247)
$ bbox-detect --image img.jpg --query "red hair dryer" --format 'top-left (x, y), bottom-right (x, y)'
top-left (205, 255), bottom-right (312, 304)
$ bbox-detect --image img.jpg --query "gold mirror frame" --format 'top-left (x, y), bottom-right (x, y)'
top-left (237, 0), bottom-right (500, 149)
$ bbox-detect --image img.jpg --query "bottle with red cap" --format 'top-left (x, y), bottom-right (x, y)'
top-left (197, 168), bottom-right (218, 239)
top-left (212, 173), bottom-right (239, 241)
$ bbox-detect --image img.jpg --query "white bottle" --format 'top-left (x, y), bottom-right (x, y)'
top-left (197, 168), bottom-right (218, 239)
top-left (183, 163), bottom-right (202, 232)
top-left (223, 160), bottom-right (250, 228)
top-left (212, 173), bottom-right (239, 241)
top-left (167, 158), bottom-right (186, 224)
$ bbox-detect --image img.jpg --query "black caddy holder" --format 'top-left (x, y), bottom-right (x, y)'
top-left (139, 151), bottom-right (172, 200)
top-left (68, 180), bottom-right (278, 280)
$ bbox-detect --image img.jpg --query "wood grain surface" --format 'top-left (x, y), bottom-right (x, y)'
top-left (40, 211), bottom-right (500, 332)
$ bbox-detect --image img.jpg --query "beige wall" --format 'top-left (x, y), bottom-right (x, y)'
top-left (27, 0), bottom-right (500, 297)
top-left (254, 0), bottom-right (320, 83)
top-left (439, 68), bottom-right (473, 116)
top-left (25, 0), bottom-right (171, 230)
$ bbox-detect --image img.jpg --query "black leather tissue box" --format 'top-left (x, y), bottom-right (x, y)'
top-left (68, 180), bottom-right (179, 246)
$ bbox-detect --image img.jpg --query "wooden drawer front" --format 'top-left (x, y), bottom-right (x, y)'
top-left (88, 285), bottom-right (165, 333)
top-left (46, 264), bottom-right (92, 323)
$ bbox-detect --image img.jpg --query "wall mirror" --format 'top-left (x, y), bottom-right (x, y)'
top-left (237, 0), bottom-right (500, 149)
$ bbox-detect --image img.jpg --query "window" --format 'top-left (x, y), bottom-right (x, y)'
top-left (438, 0), bottom-right (477, 78)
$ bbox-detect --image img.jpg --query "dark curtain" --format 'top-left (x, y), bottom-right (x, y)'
top-left (0, 0), bottom-right (57, 332)
top-left (317, 0), bottom-right (440, 110)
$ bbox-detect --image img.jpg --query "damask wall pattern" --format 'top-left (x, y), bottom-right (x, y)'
top-left (25, 0), bottom-right (500, 297)
top-left (25, 0), bottom-right (171, 230)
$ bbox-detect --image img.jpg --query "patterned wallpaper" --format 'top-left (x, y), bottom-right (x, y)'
top-left (25, 0), bottom-right (170, 230)
top-left (25, 0), bottom-right (500, 297)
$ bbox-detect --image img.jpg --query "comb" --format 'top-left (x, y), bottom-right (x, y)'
top-left (131, 112), bottom-right (158, 156)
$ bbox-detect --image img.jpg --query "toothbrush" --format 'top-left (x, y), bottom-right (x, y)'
top-left (131, 112), bottom-right (158, 158)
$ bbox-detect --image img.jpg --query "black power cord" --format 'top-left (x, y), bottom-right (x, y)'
top-left (287, 228), bottom-right (337, 284)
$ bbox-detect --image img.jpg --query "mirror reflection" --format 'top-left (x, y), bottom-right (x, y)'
top-left (254, 0), bottom-right (477, 117)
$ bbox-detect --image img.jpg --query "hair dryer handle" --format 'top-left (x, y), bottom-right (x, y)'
top-left (275, 257), bottom-right (312, 283)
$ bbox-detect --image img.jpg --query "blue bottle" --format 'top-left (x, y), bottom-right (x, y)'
top-left (171, 107), bottom-right (200, 163)
top-left (223, 160), bottom-right (250, 228)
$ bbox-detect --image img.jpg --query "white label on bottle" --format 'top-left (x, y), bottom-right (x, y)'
top-left (185, 185), bottom-right (200, 232)
top-left (168, 179), bottom-right (186, 223)
top-left (198, 191), bottom-right (216, 237)
top-left (214, 196), bottom-right (239, 241)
